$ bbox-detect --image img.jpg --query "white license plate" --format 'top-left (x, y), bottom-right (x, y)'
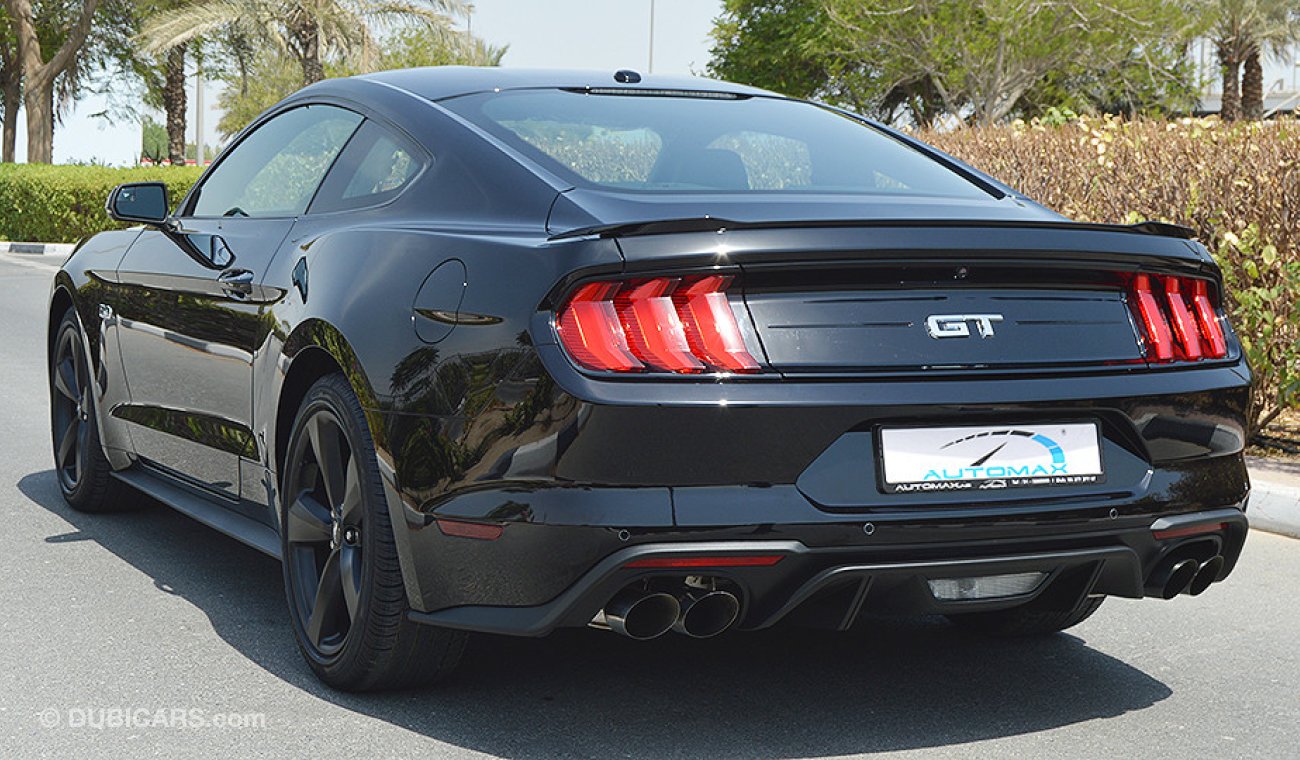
top-left (880, 423), bottom-right (1104, 494)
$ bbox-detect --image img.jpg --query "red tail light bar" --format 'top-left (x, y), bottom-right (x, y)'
top-left (1127, 274), bottom-right (1228, 363)
top-left (556, 275), bottom-right (762, 374)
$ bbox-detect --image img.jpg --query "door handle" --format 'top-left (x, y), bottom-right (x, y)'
top-left (218, 268), bottom-right (255, 295)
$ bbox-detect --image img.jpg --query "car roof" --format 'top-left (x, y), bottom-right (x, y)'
top-left (357, 66), bottom-right (778, 101)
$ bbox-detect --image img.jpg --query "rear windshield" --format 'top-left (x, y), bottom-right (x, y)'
top-left (440, 88), bottom-right (991, 199)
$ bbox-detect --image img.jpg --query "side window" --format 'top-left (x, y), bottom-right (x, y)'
top-left (188, 104), bottom-right (363, 218)
top-left (309, 121), bottom-right (425, 214)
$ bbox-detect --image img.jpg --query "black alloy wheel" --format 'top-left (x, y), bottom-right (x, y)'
top-left (51, 319), bottom-right (92, 494)
top-left (281, 373), bottom-right (465, 690)
top-left (50, 309), bottom-right (123, 512)
top-left (284, 404), bottom-right (366, 657)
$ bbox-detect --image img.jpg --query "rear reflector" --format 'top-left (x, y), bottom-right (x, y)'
top-left (557, 275), bottom-right (761, 374)
top-left (1128, 274), bottom-right (1228, 364)
top-left (436, 519), bottom-right (504, 541)
top-left (1152, 521), bottom-right (1228, 541)
top-left (624, 555), bottom-right (784, 569)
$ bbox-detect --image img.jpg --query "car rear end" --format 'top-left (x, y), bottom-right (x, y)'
top-left (410, 82), bottom-right (1250, 641)
top-left (405, 220), bottom-right (1249, 640)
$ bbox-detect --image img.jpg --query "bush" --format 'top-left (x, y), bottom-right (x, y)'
top-left (0, 164), bottom-right (203, 245)
top-left (922, 116), bottom-right (1300, 440)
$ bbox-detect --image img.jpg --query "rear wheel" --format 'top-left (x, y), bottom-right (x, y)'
top-left (50, 308), bottom-right (124, 513)
top-left (946, 595), bottom-right (1105, 637)
top-left (281, 373), bottom-right (466, 691)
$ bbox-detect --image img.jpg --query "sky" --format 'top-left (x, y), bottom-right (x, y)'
top-left (22, 0), bottom-right (724, 166)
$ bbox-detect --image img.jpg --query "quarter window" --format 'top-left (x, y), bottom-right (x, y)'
top-left (188, 104), bottom-right (363, 218)
top-left (309, 121), bottom-right (425, 214)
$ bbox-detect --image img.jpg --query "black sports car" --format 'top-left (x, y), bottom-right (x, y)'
top-left (48, 67), bottom-right (1250, 691)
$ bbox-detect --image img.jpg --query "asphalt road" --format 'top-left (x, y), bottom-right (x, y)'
top-left (1, 253), bottom-right (1298, 759)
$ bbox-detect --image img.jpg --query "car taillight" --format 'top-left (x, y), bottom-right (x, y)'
top-left (556, 275), bottom-right (761, 374)
top-left (1127, 274), bottom-right (1228, 363)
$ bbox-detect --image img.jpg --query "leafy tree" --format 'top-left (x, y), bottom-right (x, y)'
top-left (215, 24), bottom-right (501, 137)
top-left (138, 0), bottom-right (469, 87)
top-left (3, 0), bottom-right (102, 163)
top-left (821, 0), bottom-right (1198, 125)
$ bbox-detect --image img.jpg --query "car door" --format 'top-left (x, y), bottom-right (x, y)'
top-left (112, 104), bottom-right (364, 504)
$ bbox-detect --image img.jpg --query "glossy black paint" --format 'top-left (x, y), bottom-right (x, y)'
top-left (48, 68), bottom-right (1251, 636)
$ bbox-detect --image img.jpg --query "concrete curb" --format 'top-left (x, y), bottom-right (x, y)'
top-left (0, 241), bottom-right (73, 257)
top-left (1248, 467), bottom-right (1300, 540)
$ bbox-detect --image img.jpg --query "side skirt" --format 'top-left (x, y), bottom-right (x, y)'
top-left (112, 467), bottom-right (282, 559)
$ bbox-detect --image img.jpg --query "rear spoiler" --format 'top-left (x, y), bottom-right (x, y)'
top-left (549, 217), bottom-right (1197, 242)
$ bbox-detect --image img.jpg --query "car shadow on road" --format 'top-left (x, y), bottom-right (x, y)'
top-left (18, 469), bottom-right (1171, 757)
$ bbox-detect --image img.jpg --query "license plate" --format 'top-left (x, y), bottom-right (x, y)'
top-left (879, 423), bottom-right (1104, 494)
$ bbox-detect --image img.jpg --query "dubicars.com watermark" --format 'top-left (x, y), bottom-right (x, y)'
top-left (36, 706), bottom-right (266, 730)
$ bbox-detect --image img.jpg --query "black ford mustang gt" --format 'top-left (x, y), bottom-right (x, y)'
top-left (48, 67), bottom-right (1250, 691)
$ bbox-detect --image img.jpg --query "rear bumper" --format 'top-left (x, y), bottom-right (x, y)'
top-left (408, 507), bottom-right (1248, 636)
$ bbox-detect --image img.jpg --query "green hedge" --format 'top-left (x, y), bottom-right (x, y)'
top-left (0, 164), bottom-right (204, 244)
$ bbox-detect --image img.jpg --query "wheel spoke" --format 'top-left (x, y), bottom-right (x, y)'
top-left (339, 544), bottom-right (362, 622)
top-left (286, 493), bottom-right (332, 544)
top-left (56, 418), bottom-right (78, 468)
top-left (308, 414), bottom-right (347, 508)
top-left (72, 424), bottom-right (84, 483)
top-left (339, 453), bottom-right (363, 523)
top-left (305, 548), bottom-right (344, 649)
top-left (53, 358), bottom-right (78, 402)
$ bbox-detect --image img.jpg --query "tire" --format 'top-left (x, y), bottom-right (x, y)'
top-left (50, 308), bottom-right (126, 513)
top-left (280, 373), bottom-right (466, 691)
top-left (946, 595), bottom-right (1105, 637)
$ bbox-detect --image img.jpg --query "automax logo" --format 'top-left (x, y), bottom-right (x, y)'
top-left (922, 429), bottom-right (1068, 482)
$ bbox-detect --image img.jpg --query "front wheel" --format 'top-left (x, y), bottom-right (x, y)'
top-left (280, 373), bottom-right (466, 691)
top-left (50, 308), bottom-right (124, 512)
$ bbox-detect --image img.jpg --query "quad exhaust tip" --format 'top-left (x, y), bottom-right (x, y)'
top-left (601, 590), bottom-right (680, 640)
top-left (1147, 558), bottom-right (1200, 599)
top-left (1188, 555), bottom-right (1225, 596)
top-left (673, 590), bottom-right (741, 639)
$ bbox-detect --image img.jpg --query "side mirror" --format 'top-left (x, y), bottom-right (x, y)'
top-left (106, 182), bottom-right (169, 226)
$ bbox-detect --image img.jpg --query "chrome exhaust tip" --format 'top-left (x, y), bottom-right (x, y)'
top-left (602, 590), bottom-right (680, 640)
top-left (672, 590), bottom-right (741, 639)
top-left (1187, 555), bottom-right (1225, 596)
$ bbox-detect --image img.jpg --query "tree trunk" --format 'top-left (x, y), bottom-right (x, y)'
top-left (164, 44), bottom-right (188, 165)
top-left (288, 13), bottom-right (324, 85)
top-left (1241, 47), bottom-right (1264, 120)
top-left (1, 66), bottom-right (18, 163)
top-left (22, 83), bottom-right (53, 164)
top-left (1219, 58), bottom-right (1241, 121)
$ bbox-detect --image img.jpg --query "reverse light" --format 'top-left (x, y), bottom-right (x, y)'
top-left (557, 275), bottom-right (761, 374)
top-left (1128, 274), bottom-right (1228, 364)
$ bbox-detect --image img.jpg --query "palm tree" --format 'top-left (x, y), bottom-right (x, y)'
top-left (1208, 0), bottom-right (1300, 120)
top-left (1241, 1), bottom-right (1300, 118)
top-left (139, 0), bottom-right (468, 87)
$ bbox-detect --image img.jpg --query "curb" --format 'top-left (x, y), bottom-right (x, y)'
top-left (0, 241), bottom-right (73, 257)
top-left (1248, 473), bottom-right (1300, 540)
